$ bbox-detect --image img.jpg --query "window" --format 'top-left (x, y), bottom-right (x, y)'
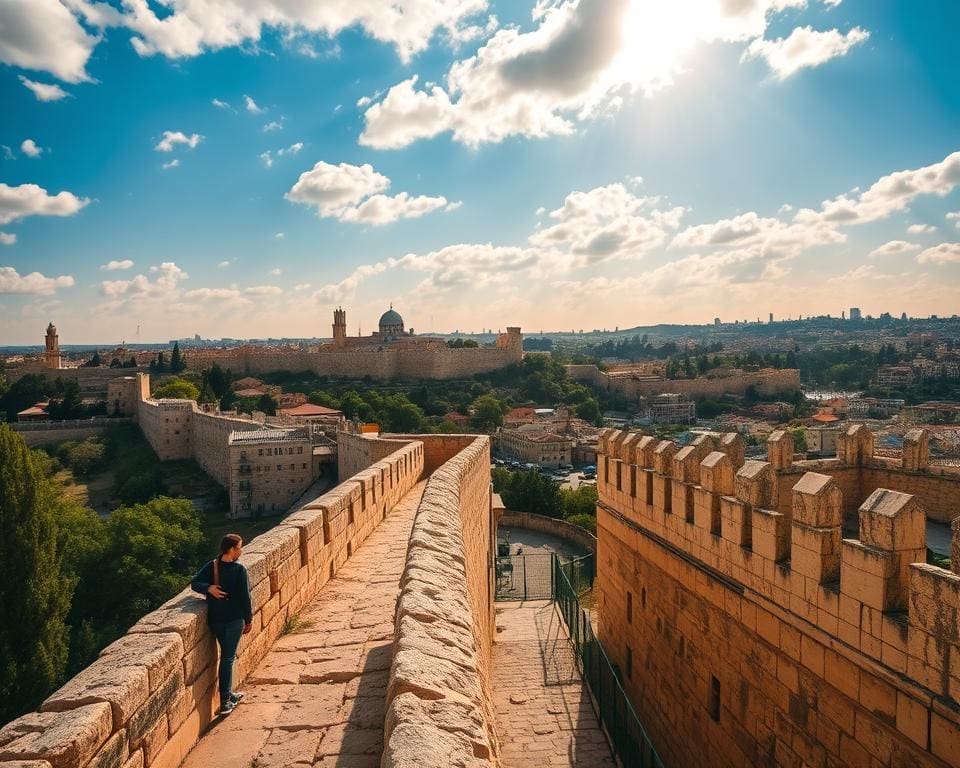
top-left (298, 446), bottom-right (303, 454)
top-left (709, 676), bottom-right (720, 722)
top-left (626, 591), bottom-right (632, 624)
top-left (626, 646), bottom-right (633, 680)
top-left (258, 449), bottom-right (263, 456)
top-left (641, 587), bottom-right (647, 609)
top-left (276, 464), bottom-right (281, 471)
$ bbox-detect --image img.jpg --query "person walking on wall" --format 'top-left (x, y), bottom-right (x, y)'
top-left (191, 533), bottom-right (253, 715)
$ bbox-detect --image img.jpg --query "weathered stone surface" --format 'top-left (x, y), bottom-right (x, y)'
top-left (242, 527), bottom-right (300, 573)
top-left (700, 451), bottom-right (734, 495)
top-left (382, 722), bottom-right (489, 768)
top-left (792, 472), bottom-right (842, 528)
top-left (126, 669), bottom-right (184, 748)
top-left (735, 460), bottom-right (777, 509)
top-left (128, 589), bottom-right (208, 651)
top-left (85, 729), bottom-right (127, 768)
top-left (98, 632), bottom-right (184, 692)
top-left (0, 703), bottom-right (112, 768)
top-left (859, 489), bottom-right (924, 552)
top-left (41, 659), bottom-right (149, 727)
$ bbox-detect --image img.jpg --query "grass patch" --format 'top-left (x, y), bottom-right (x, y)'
top-left (280, 614), bottom-right (314, 636)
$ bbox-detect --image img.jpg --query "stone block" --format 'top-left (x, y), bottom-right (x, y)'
top-left (86, 729), bottom-right (127, 768)
top-left (753, 508), bottom-right (789, 562)
top-left (841, 542), bottom-right (897, 611)
top-left (735, 461), bottom-right (777, 509)
top-left (269, 551), bottom-right (301, 595)
top-left (767, 430), bottom-right (793, 470)
top-left (125, 668), bottom-right (183, 749)
top-left (839, 424), bottom-right (875, 466)
top-left (240, 526), bottom-right (299, 573)
top-left (720, 497), bottom-right (751, 548)
top-left (858, 489), bottom-right (925, 552)
top-left (902, 428), bottom-right (930, 471)
top-left (791, 522), bottom-right (840, 583)
top-left (0, 703), bottom-right (112, 768)
top-left (98, 632), bottom-right (184, 693)
top-left (700, 451), bottom-right (734, 495)
top-left (653, 440), bottom-right (677, 476)
top-left (635, 435), bottom-right (658, 468)
top-left (128, 589), bottom-right (208, 652)
top-left (236, 551), bottom-right (268, 589)
top-left (791, 473), bottom-right (842, 528)
top-left (42, 658), bottom-right (149, 727)
top-left (720, 432), bottom-right (746, 469)
top-left (908, 564), bottom-right (960, 640)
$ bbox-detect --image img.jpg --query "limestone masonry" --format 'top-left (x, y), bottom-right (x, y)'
top-left (595, 425), bottom-right (960, 767)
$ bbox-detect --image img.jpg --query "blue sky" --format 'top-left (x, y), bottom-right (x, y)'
top-left (1, 0), bottom-right (958, 344)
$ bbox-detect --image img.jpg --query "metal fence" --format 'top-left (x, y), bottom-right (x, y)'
top-left (553, 557), bottom-right (665, 768)
top-left (495, 554), bottom-right (555, 600)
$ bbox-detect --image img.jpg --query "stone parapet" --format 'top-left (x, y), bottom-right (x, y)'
top-left (0, 437), bottom-right (425, 768)
top-left (383, 436), bottom-right (500, 767)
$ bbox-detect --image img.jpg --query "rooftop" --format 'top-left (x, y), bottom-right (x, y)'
top-left (228, 428), bottom-right (309, 444)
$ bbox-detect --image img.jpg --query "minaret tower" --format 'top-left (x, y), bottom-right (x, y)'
top-left (45, 322), bottom-right (61, 369)
top-left (332, 307), bottom-right (347, 347)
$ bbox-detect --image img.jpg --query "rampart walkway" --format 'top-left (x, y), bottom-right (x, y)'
top-left (180, 481), bottom-right (426, 768)
top-left (493, 601), bottom-right (615, 767)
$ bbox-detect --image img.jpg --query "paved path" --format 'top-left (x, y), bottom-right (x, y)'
top-left (181, 481), bottom-right (426, 768)
top-left (492, 600), bottom-right (616, 767)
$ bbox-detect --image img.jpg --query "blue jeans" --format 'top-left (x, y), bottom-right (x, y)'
top-left (209, 618), bottom-right (244, 699)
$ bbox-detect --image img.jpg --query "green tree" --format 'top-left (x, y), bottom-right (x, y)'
top-left (256, 393), bottom-right (277, 416)
top-left (47, 378), bottom-right (83, 420)
top-left (83, 351), bottom-right (102, 368)
top-left (560, 484), bottom-right (598, 518)
top-left (0, 424), bottom-right (72, 720)
top-left (169, 342), bottom-right (186, 373)
top-left (500, 470), bottom-right (562, 518)
top-left (471, 394), bottom-right (506, 431)
top-left (0, 373), bottom-right (50, 422)
top-left (575, 398), bottom-right (601, 424)
top-left (153, 378), bottom-right (200, 400)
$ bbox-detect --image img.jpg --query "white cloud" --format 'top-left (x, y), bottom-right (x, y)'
top-left (211, 98), bottom-right (231, 109)
top-left (244, 94), bottom-right (265, 114)
top-left (99, 262), bottom-right (188, 306)
top-left (262, 120), bottom-right (283, 133)
top-left (100, 259), bottom-right (135, 271)
top-left (245, 285), bottom-right (283, 296)
top-left (18, 76), bottom-right (69, 102)
top-left (217, 260), bottom-right (231, 267)
top-left (742, 25), bottom-right (869, 80)
top-left (285, 161), bottom-right (457, 225)
top-left (0, 233), bottom-right (16, 246)
top-left (795, 151), bottom-right (960, 226)
top-left (1, 146), bottom-right (14, 161)
top-left (0, 266), bottom-right (75, 295)
top-left (20, 139), bottom-right (43, 158)
top-left (278, 142), bottom-right (302, 156)
top-left (294, 282), bottom-right (310, 291)
top-left (917, 243), bottom-right (960, 265)
top-left (948, 211), bottom-right (960, 229)
top-left (360, 0), bottom-right (836, 149)
top-left (155, 131), bottom-right (203, 152)
top-left (868, 240), bottom-right (920, 258)
top-left (104, 0), bottom-right (488, 65)
top-left (906, 223), bottom-right (936, 234)
top-left (1, 0), bottom-right (97, 83)
top-left (269, 268), bottom-right (282, 276)
top-left (162, 158), bottom-right (180, 170)
top-left (275, 232), bottom-right (285, 239)
top-left (0, 183), bottom-right (90, 225)
top-left (259, 151), bottom-right (273, 168)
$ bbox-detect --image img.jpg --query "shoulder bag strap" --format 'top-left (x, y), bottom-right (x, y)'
top-left (213, 557), bottom-right (220, 587)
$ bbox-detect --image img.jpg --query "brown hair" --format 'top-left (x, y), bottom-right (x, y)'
top-left (219, 533), bottom-right (242, 557)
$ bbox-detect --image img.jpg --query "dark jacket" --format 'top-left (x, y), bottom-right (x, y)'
top-left (191, 558), bottom-right (253, 625)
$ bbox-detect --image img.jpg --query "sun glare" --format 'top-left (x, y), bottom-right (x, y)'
top-left (613, 1), bottom-right (700, 94)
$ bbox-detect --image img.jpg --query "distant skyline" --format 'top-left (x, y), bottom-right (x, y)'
top-left (2, 0), bottom-right (959, 344)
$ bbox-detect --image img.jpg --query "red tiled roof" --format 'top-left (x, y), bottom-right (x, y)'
top-left (811, 412), bottom-right (840, 423)
top-left (280, 403), bottom-right (342, 416)
top-left (506, 407), bottom-right (536, 420)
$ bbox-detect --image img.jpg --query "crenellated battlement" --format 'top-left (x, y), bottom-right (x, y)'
top-left (598, 426), bottom-right (960, 704)
top-left (596, 426), bottom-right (960, 766)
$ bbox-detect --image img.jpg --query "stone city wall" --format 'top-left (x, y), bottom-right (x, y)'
top-left (566, 365), bottom-right (801, 401)
top-left (183, 343), bottom-right (522, 381)
top-left (766, 427), bottom-right (960, 524)
top-left (190, 410), bottom-right (260, 488)
top-left (498, 510), bottom-right (597, 554)
top-left (595, 428), bottom-right (960, 768)
top-left (383, 435), bottom-right (500, 767)
top-left (6, 363), bottom-right (151, 395)
top-left (137, 399), bottom-right (194, 461)
top-left (0, 438), bottom-right (425, 768)
top-left (337, 431), bottom-right (413, 482)
top-left (12, 417), bottom-right (135, 446)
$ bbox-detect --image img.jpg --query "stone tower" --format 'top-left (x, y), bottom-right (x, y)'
top-left (332, 307), bottom-right (347, 347)
top-left (44, 322), bottom-right (61, 369)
